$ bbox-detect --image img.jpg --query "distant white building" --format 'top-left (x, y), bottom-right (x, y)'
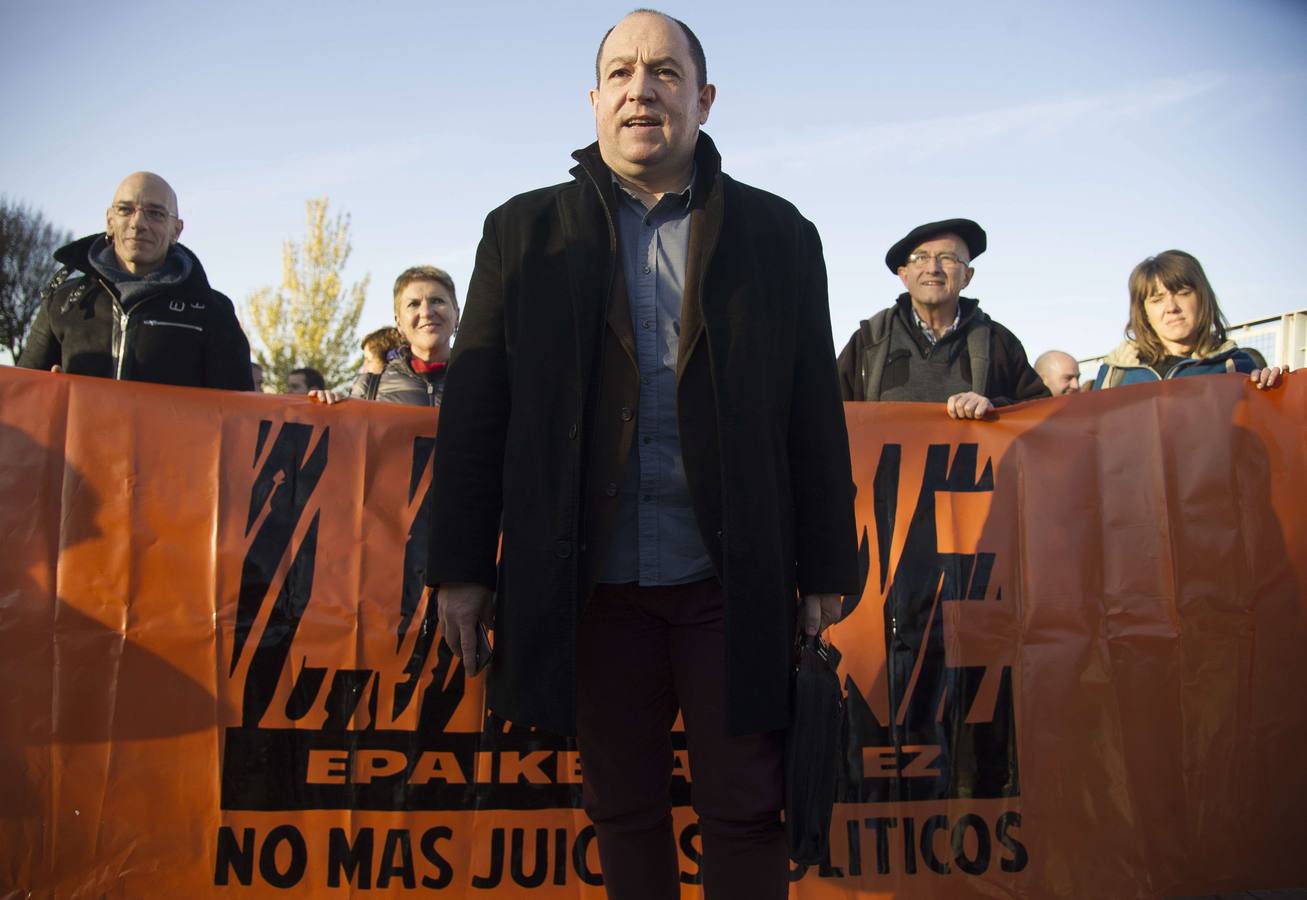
top-left (1079, 309), bottom-right (1307, 384)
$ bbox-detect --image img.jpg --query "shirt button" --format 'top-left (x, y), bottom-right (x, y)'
top-left (641, 319), bottom-right (652, 330)
top-left (643, 265), bottom-right (651, 274)
top-left (605, 483), bottom-right (618, 497)
top-left (641, 376), bottom-right (650, 385)
top-left (642, 436), bottom-right (652, 445)
top-left (642, 495), bottom-right (652, 503)
top-left (619, 407), bottom-right (633, 421)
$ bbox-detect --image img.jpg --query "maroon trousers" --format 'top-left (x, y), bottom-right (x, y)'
top-left (576, 579), bottom-right (787, 900)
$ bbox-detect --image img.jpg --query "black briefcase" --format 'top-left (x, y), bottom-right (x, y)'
top-left (785, 632), bottom-right (844, 865)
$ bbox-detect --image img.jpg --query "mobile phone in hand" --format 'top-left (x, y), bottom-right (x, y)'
top-left (467, 622), bottom-right (493, 677)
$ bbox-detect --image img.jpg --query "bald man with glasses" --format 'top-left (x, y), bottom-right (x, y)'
top-left (836, 217), bottom-right (1048, 417)
top-left (19, 171), bottom-right (254, 390)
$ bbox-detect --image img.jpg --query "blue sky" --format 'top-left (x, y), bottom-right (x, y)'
top-left (3, 0), bottom-right (1305, 367)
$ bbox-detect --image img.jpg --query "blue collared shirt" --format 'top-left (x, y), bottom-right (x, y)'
top-left (597, 176), bottom-right (715, 586)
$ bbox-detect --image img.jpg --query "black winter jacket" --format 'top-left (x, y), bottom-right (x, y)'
top-left (18, 234), bottom-right (254, 391)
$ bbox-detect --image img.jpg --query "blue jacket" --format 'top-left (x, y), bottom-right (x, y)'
top-left (1093, 339), bottom-right (1264, 389)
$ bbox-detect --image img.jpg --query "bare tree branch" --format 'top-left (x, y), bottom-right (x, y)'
top-left (0, 198), bottom-right (73, 361)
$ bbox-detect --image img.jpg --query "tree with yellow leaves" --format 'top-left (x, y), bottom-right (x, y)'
top-left (246, 198), bottom-right (369, 391)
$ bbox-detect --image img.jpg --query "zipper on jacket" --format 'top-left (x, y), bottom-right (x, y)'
top-left (102, 278), bottom-right (131, 381)
top-left (143, 319), bottom-right (203, 333)
top-left (1163, 356), bottom-right (1203, 379)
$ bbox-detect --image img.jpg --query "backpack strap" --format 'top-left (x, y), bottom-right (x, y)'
top-left (362, 371), bottom-right (382, 401)
top-left (966, 321), bottom-right (992, 398)
top-left (859, 308), bottom-right (895, 402)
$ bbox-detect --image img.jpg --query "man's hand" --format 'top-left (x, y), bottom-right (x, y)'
top-left (802, 593), bottom-right (843, 637)
top-left (438, 582), bottom-right (495, 666)
top-left (308, 388), bottom-right (345, 405)
top-left (50, 365), bottom-right (62, 373)
top-left (946, 391), bottom-right (994, 420)
top-left (1249, 367), bottom-right (1285, 390)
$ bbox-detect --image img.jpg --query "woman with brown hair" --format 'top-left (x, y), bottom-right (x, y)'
top-left (1093, 250), bottom-right (1283, 390)
top-left (349, 326), bottom-right (407, 401)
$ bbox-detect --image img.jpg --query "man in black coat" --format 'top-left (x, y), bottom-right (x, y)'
top-left (428, 10), bottom-right (858, 899)
top-left (18, 171), bottom-right (253, 391)
top-left (836, 218), bottom-right (1048, 415)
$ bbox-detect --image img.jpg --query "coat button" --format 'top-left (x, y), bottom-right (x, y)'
top-left (619, 407), bottom-right (633, 421)
top-left (568, 423), bottom-right (578, 440)
top-left (605, 482), bottom-right (618, 497)
top-left (555, 541), bottom-right (572, 558)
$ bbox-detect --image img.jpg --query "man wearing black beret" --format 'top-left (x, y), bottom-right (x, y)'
top-left (836, 218), bottom-right (1048, 416)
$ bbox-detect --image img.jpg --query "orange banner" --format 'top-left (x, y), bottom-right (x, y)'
top-left (1, 366), bottom-right (1304, 898)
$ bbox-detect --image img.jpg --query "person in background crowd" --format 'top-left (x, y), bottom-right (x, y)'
top-left (18, 171), bottom-right (253, 390)
top-left (1034, 350), bottom-right (1082, 396)
top-left (360, 327), bottom-right (407, 373)
top-left (836, 218), bottom-right (1049, 417)
top-left (285, 367), bottom-right (326, 394)
top-left (1092, 250), bottom-right (1283, 390)
top-left (347, 325), bottom-right (408, 402)
top-left (427, 10), bottom-right (858, 899)
top-left (347, 267), bottom-right (457, 405)
top-left (250, 362), bottom-right (265, 393)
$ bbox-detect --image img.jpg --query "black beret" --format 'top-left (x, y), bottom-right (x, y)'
top-left (885, 218), bottom-right (986, 273)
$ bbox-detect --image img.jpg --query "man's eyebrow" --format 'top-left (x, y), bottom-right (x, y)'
top-left (604, 54), bottom-right (682, 72)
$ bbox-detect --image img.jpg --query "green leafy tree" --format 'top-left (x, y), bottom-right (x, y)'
top-left (246, 197), bottom-right (368, 391)
top-left (0, 197), bottom-right (72, 362)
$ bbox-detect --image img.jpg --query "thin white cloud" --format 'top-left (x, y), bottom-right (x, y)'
top-left (184, 140), bottom-right (431, 212)
top-left (733, 72), bottom-right (1228, 170)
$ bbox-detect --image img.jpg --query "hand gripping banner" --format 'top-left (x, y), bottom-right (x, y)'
top-left (1, 366), bottom-right (1304, 898)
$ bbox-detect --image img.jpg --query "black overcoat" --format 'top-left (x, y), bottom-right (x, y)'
top-left (428, 134), bottom-right (858, 736)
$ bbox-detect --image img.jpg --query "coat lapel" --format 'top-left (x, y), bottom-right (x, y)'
top-left (677, 152), bottom-right (725, 384)
top-left (559, 161), bottom-right (621, 387)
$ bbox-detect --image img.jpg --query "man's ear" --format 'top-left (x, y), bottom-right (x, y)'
top-left (172, 217), bottom-right (184, 245)
top-left (897, 266), bottom-right (911, 292)
top-left (961, 265), bottom-right (974, 290)
top-left (698, 83), bottom-right (716, 125)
